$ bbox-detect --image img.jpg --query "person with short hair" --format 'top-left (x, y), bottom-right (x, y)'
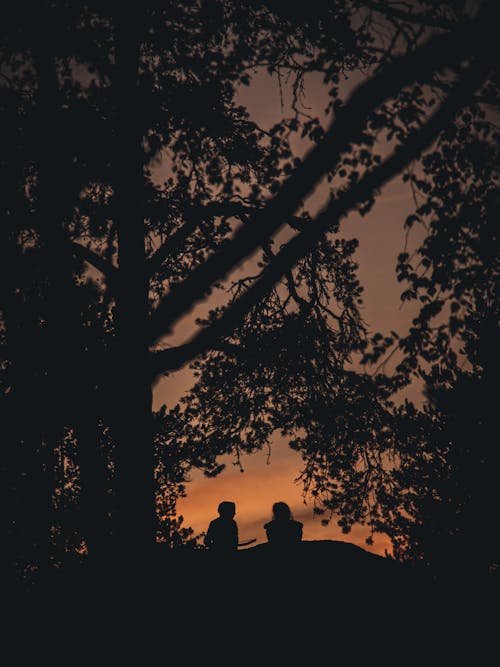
top-left (204, 501), bottom-right (239, 553)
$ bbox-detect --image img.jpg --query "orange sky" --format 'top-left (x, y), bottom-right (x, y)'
top-left (153, 69), bottom-right (426, 556)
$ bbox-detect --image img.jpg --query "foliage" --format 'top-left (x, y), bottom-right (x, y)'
top-left (1, 0), bottom-right (498, 578)
top-left (370, 87), bottom-right (499, 573)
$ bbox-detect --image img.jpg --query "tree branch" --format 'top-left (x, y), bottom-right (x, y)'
top-left (147, 201), bottom-right (251, 275)
top-left (148, 4), bottom-right (495, 345)
top-left (147, 201), bottom-right (308, 275)
top-left (150, 58), bottom-right (491, 378)
top-left (362, 1), bottom-right (456, 31)
top-left (68, 240), bottom-right (118, 284)
top-left (473, 94), bottom-right (500, 108)
top-left (148, 217), bottom-right (200, 275)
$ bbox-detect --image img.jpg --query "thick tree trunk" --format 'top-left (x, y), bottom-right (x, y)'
top-left (111, 363), bottom-right (154, 569)
top-left (111, 7), bottom-right (154, 568)
top-left (32, 40), bottom-right (75, 574)
top-left (76, 416), bottom-right (111, 561)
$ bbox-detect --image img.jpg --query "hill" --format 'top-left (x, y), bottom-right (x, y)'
top-left (5, 540), bottom-right (497, 664)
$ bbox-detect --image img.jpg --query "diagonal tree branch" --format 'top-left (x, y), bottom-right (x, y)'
top-left (147, 201), bottom-right (251, 275)
top-left (362, 1), bottom-right (457, 31)
top-left (148, 217), bottom-right (200, 274)
top-left (147, 201), bottom-right (308, 276)
top-left (148, 4), bottom-right (495, 346)
top-left (67, 240), bottom-right (118, 284)
top-left (150, 57), bottom-right (491, 378)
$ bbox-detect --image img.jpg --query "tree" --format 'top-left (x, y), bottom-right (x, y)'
top-left (1, 1), bottom-right (497, 577)
top-left (158, 0), bottom-right (499, 549)
top-left (380, 369), bottom-right (499, 578)
top-left (372, 94), bottom-right (499, 575)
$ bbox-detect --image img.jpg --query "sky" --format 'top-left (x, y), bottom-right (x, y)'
top-left (152, 66), bottom-right (427, 556)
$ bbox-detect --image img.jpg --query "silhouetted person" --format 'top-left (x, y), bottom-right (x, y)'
top-left (264, 502), bottom-right (303, 546)
top-left (204, 501), bottom-right (238, 553)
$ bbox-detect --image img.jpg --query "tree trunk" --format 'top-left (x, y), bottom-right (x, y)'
top-left (111, 7), bottom-right (154, 570)
top-left (32, 39), bottom-right (75, 574)
top-left (76, 416), bottom-right (111, 562)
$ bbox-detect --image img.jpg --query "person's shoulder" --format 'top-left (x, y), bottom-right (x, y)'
top-left (263, 521), bottom-right (273, 529)
top-left (292, 520), bottom-right (303, 528)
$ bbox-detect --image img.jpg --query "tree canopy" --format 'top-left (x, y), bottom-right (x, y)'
top-left (1, 0), bottom-right (498, 581)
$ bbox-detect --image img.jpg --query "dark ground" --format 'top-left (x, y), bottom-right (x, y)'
top-left (4, 540), bottom-right (498, 664)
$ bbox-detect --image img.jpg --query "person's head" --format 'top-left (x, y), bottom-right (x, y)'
top-left (218, 501), bottom-right (236, 518)
top-left (272, 501), bottom-right (292, 521)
